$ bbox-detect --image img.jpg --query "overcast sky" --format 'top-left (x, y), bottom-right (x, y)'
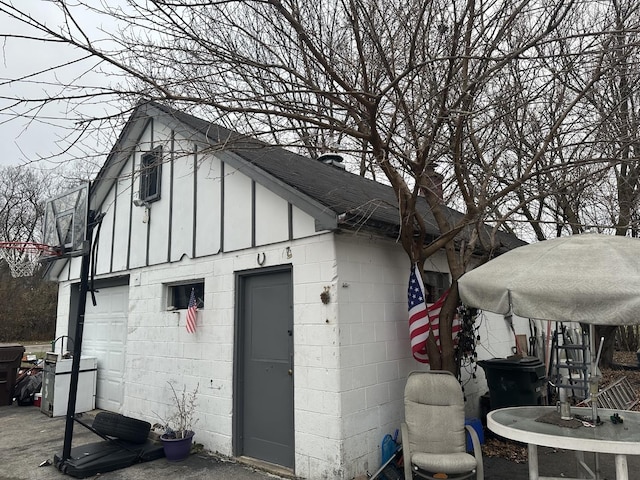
top-left (0, 2), bottom-right (123, 171)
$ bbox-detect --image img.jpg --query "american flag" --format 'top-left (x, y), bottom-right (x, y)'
top-left (408, 265), bottom-right (461, 363)
top-left (408, 264), bottom-right (430, 363)
top-left (186, 288), bottom-right (198, 334)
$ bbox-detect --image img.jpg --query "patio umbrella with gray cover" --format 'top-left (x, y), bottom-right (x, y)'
top-left (458, 233), bottom-right (640, 325)
top-left (459, 233), bottom-right (640, 478)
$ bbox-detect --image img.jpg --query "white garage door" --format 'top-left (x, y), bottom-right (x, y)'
top-left (82, 284), bottom-right (128, 412)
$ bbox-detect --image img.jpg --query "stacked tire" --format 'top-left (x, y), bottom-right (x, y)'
top-left (92, 412), bottom-right (151, 443)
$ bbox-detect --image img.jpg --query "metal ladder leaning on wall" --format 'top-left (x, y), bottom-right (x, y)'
top-left (551, 322), bottom-right (638, 410)
top-left (551, 323), bottom-right (590, 402)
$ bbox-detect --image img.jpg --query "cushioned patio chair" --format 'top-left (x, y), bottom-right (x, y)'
top-left (401, 370), bottom-right (484, 480)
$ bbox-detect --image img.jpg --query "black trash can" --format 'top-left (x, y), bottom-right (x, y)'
top-left (478, 356), bottom-right (547, 410)
top-left (0, 344), bottom-right (25, 405)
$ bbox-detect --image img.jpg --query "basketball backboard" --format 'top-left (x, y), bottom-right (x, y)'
top-left (43, 183), bottom-right (89, 257)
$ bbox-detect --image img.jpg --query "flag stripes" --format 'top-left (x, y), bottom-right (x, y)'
top-left (408, 264), bottom-right (431, 362)
top-left (408, 264), bottom-right (461, 363)
top-left (186, 288), bottom-right (198, 334)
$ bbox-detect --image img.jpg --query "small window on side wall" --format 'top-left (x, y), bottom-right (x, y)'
top-left (139, 146), bottom-right (162, 203)
top-left (169, 282), bottom-right (205, 310)
top-left (423, 271), bottom-right (450, 303)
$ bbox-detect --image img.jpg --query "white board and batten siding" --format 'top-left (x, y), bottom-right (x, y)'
top-left (195, 156), bottom-right (222, 258)
top-left (112, 175), bottom-right (132, 272)
top-left (223, 164), bottom-right (253, 251)
top-left (58, 122), bottom-right (318, 283)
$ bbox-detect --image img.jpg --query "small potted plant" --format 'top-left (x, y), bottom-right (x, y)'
top-left (157, 382), bottom-right (199, 462)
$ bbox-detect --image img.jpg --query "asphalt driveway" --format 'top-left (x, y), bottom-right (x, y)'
top-left (2, 403), bottom-right (640, 480)
top-left (0, 404), bottom-right (285, 480)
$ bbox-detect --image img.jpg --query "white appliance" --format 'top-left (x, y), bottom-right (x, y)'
top-left (41, 353), bottom-right (97, 417)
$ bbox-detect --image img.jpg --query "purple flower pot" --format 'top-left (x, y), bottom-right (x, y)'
top-left (161, 431), bottom-right (195, 462)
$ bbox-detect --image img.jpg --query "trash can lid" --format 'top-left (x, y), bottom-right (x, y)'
top-left (0, 344), bottom-right (25, 363)
top-left (478, 355), bottom-right (543, 368)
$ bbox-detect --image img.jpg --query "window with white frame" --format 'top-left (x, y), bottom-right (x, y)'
top-left (139, 146), bottom-right (162, 203)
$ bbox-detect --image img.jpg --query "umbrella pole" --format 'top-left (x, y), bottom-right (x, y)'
top-left (588, 324), bottom-right (598, 405)
top-left (544, 321), bottom-right (553, 378)
top-left (589, 324), bottom-right (603, 479)
top-left (589, 325), bottom-right (605, 399)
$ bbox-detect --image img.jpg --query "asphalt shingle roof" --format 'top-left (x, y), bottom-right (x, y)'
top-left (112, 102), bottom-right (524, 252)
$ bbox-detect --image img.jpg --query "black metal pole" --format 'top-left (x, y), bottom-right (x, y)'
top-left (61, 216), bottom-right (94, 462)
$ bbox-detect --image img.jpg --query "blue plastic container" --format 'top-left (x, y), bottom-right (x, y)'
top-left (464, 417), bottom-right (484, 452)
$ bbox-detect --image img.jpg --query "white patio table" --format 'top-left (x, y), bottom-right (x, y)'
top-left (487, 405), bottom-right (640, 480)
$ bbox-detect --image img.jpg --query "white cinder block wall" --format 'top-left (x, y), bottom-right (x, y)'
top-left (55, 232), bottom-right (348, 479)
top-left (333, 234), bottom-right (414, 479)
top-left (54, 230), bottom-right (522, 480)
top-left (125, 232), bottom-right (345, 475)
top-left (290, 232), bottom-right (342, 479)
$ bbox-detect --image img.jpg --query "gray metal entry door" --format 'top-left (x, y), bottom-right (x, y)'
top-left (237, 268), bottom-right (294, 468)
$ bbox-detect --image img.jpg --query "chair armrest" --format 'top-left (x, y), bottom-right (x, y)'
top-left (464, 424), bottom-right (484, 480)
top-left (400, 422), bottom-right (413, 480)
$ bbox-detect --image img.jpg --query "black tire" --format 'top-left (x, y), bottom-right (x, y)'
top-left (92, 411), bottom-right (151, 444)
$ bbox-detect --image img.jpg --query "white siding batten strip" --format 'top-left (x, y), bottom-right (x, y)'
top-left (220, 161), bottom-right (225, 253)
top-left (192, 144), bottom-right (198, 259)
top-left (251, 179), bottom-right (256, 248)
top-left (126, 146), bottom-right (136, 271)
top-left (167, 131), bottom-right (175, 263)
top-left (144, 119), bottom-right (154, 267)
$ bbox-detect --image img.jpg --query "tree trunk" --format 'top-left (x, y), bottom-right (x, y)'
top-left (437, 283), bottom-right (461, 375)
